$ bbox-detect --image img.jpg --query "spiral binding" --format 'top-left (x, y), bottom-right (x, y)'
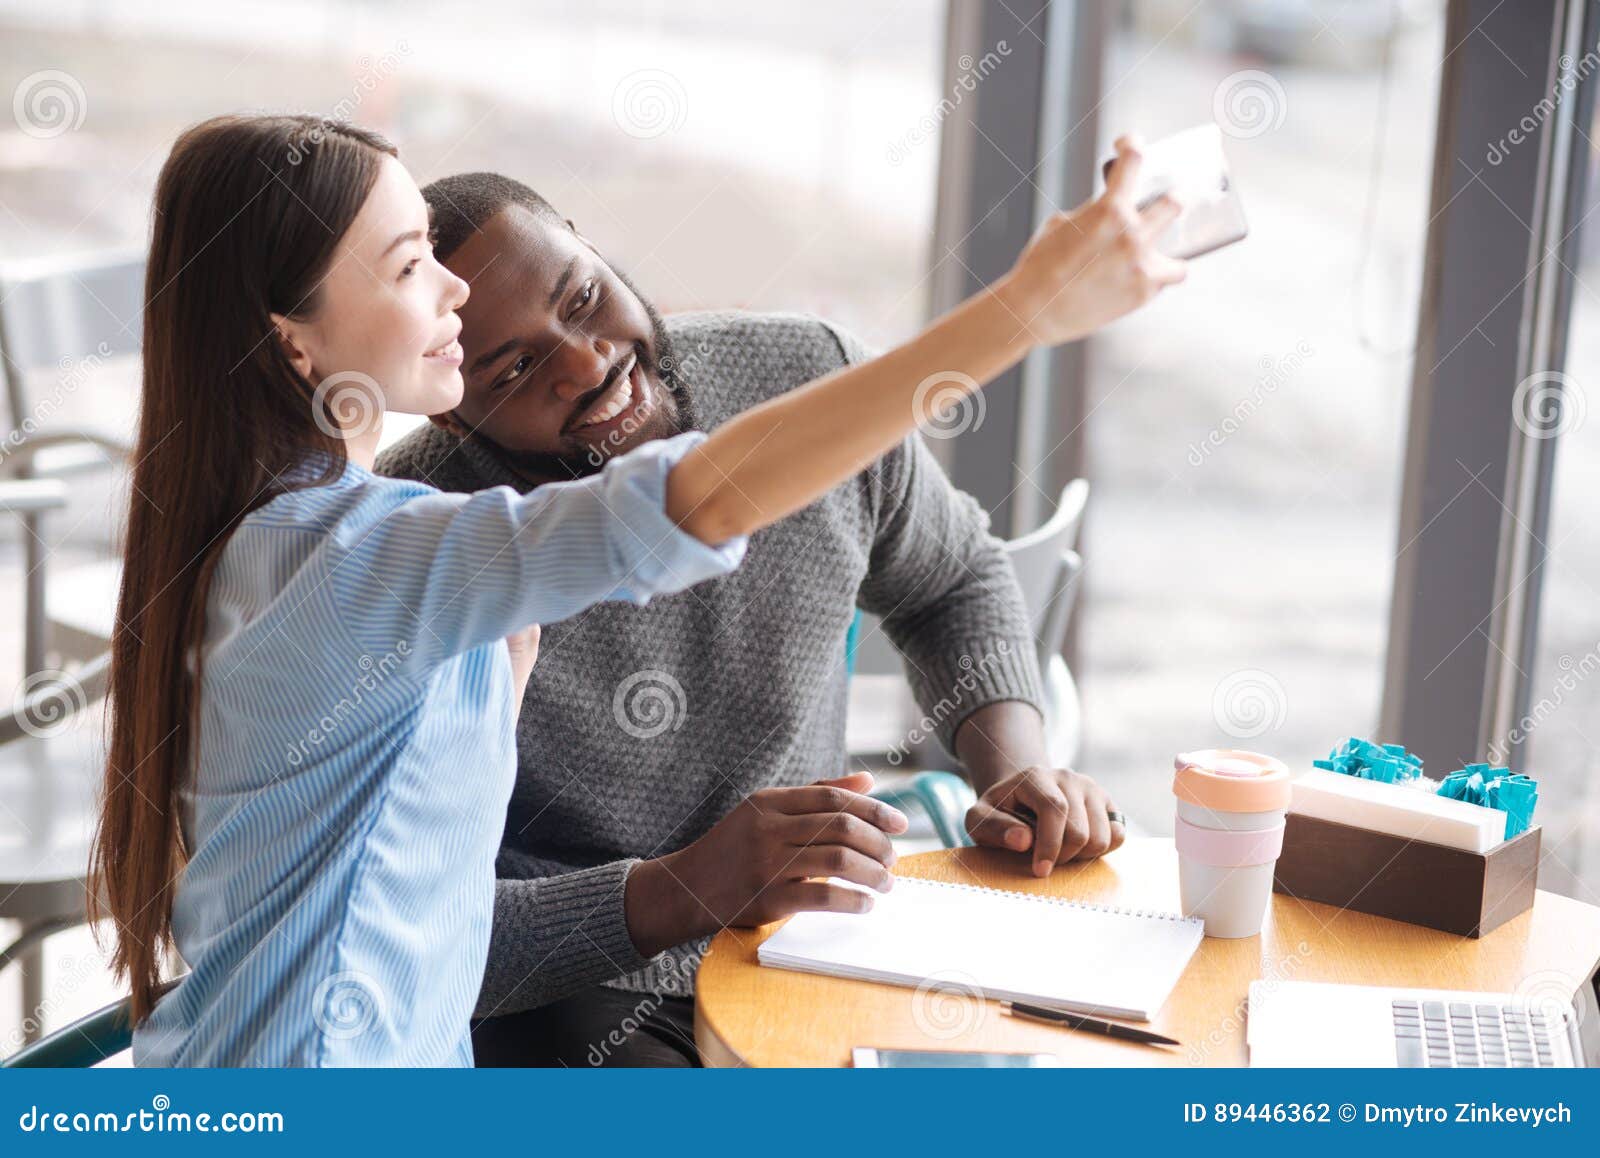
top-left (900, 875), bottom-right (1200, 924)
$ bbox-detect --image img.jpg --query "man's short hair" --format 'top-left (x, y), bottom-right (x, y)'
top-left (421, 172), bottom-right (566, 260)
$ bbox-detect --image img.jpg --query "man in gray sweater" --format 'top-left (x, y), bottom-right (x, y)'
top-left (376, 173), bottom-right (1127, 1066)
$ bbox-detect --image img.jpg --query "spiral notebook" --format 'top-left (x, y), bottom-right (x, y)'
top-left (757, 877), bottom-right (1205, 1022)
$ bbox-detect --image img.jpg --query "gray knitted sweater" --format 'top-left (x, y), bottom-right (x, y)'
top-left (376, 311), bottom-right (1044, 1017)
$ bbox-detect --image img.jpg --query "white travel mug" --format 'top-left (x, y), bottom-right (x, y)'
top-left (1172, 749), bottom-right (1291, 938)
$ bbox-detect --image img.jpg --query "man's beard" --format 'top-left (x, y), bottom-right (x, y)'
top-left (481, 269), bottom-right (699, 484)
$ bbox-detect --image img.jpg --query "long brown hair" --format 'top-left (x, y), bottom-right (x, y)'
top-left (91, 115), bottom-right (397, 1022)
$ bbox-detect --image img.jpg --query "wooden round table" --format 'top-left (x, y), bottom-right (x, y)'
top-left (694, 838), bottom-right (1600, 1067)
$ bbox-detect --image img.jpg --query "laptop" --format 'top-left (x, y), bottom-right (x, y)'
top-left (1247, 958), bottom-right (1600, 1067)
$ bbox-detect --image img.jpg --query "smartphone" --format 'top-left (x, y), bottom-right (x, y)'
top-left (852, 1046), bottom-right (1059, 1068)
top-left (1101, 123), bottom-right (1249, 260)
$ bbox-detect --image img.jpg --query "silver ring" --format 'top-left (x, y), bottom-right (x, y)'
top-left (1107, 809), bottom-right (1126, 827)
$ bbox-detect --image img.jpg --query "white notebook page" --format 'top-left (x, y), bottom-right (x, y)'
top-left (757, 876), bottom-right (1204, 1021)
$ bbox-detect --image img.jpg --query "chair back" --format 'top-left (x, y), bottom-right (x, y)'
top-left (1003, 480), bottom-right (1089, 666)
top-left (2, 995), bottom-right (135, 1067)
top-left (0, 248), bottom-right (145, 428)
top-left (1035, 547), bottom-right (1083, 668)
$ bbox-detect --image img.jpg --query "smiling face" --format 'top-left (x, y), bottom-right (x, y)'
top-left (272, 156), bottom-right (471, 436)
top-left (433, 205), bottom-right (688, 481)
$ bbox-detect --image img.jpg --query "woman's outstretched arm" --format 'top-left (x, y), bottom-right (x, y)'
top-left (666, 136), bottom-right (1184, 544)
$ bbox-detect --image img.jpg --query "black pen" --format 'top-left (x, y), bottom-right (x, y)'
top-left (1002, 1001), bottom-right (1182, 1048)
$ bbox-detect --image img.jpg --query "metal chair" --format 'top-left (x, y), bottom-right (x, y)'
top-left (0, 248), bottom-right (141, 669)
top-left (1, 973), bottom-right (181, 1067)
top-left (1002, 479), bottom-right (1090, 768)
top-left (872, 770), bottom-right (978, 849)
top-left (1, 993), bottom-right (134, 1067)
top-left (1003, 478), bottom-right (1089, 664)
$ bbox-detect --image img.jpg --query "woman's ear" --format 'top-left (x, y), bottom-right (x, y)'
top-left (268, 312), bottom-right (316, 382)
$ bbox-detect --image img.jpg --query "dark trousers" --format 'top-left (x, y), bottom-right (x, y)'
top-left (471, 984), bottom-right (700, 1068)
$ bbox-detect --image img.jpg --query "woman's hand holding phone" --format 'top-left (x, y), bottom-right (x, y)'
top-left (997, 135), bottom-right (1187, 347)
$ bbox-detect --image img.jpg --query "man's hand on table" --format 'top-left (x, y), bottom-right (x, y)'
top-left (965, 765), bottom-right (1125, 877)
top-left (953, 700), bottom-right (1125, 877)
top-left (624, 771), bottom-right (908, 957)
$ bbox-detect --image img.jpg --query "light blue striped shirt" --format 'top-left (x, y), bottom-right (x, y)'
top-left (133, 431), bottom-right (745, 1067)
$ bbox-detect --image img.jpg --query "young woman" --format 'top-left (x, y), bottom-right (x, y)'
top-left (91, 114), bottom-right (1183, 1066)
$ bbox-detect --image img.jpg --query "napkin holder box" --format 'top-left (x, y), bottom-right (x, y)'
top-left (1272, 813), bottom-right (1540, 938)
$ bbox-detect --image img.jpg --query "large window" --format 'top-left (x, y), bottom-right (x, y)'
top-left (1522, 129), bottom-right (1600, 902)
top-left (1081, 1), bottom-right (1446, 827)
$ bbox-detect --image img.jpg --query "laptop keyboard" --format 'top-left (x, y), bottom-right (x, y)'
top-left (1391, 999), bottom-right (1565, 1067)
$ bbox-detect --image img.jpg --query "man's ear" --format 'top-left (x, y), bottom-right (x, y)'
top-left (268, 312), bottom-right (316, 382)
top-left (429, 411), bottom-right (469, 438)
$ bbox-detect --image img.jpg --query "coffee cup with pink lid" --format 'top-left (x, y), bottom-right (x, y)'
top-left (1172, 748), bottom-right (1291, 938)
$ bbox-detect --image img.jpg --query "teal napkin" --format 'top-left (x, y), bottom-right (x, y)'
top-left (1437, 763), bottom-right (1538, 838)
top-left (1313, 736), bottom-right (1425, 784)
